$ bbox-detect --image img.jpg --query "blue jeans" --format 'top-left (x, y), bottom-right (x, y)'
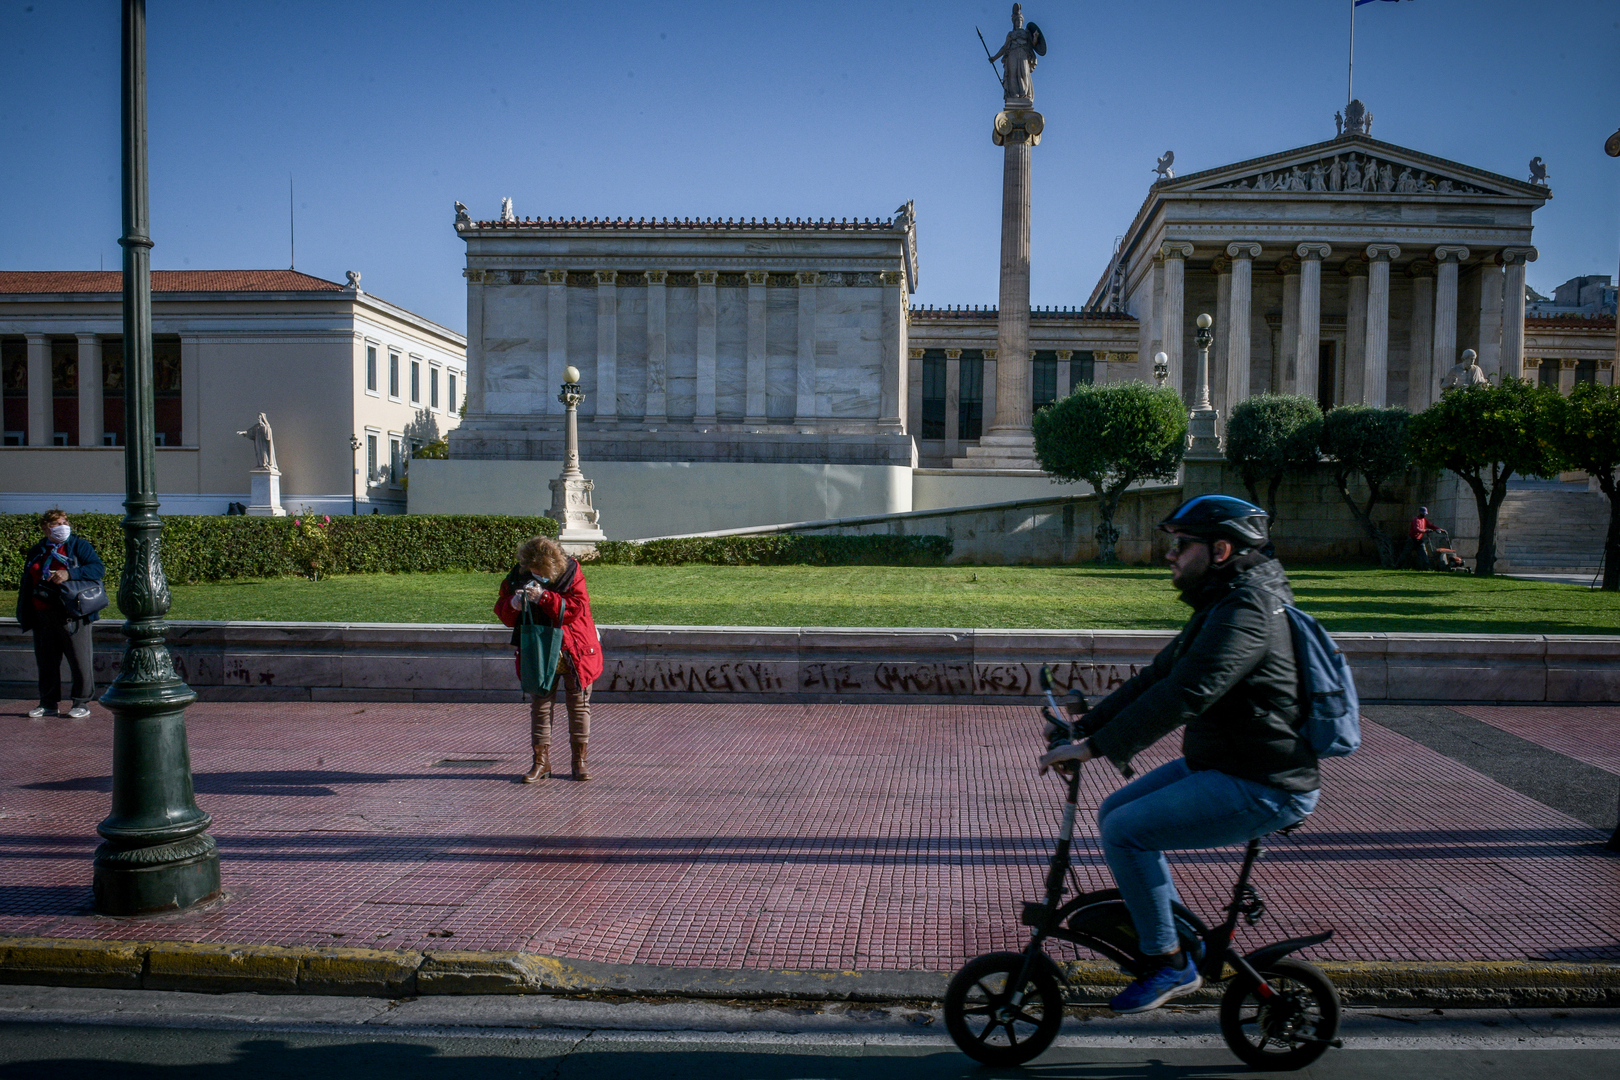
top-left (1097, 758), bottom-right (1319, 956)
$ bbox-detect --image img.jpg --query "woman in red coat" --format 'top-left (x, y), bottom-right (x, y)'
top-left (495, 536), bottom-right (602, 782)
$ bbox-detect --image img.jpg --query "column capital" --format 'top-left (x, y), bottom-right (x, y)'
top-left (1211, 254), bottom-right (1232, 276)
top-left (944, 348), bottom-right (963, 359)
top-left (645, 269), bottom-right (668, 285)
top-left (1560, 358), bottom-right (1579, 370)
top-left (909, 347), bottom-right (925, 360)
top-left (75, 331), bottom-right (100, 343)
top-left (1225, 241), bottom-right (1262, 260)
top-left (546, 269), bottom-right (568, 284)
top-left (1406, 258), bottom-right (1438, 279)
top-left (1275, 256), bottom-right (1300, 276)
top-left (1295, 243), bottom-right (1332, 261)
top-left (983, 349), bottom-right (998, 360)
top-left (1433, 246), bottom-right (1470, 264)
top-left (1340, 256), bottom-right (1369, 278)
top-left (1364, 244), bottom-right (1401, 262)
top-left (745, 270), bottom-right (768, 286)
top-left (463, 269), bottom-right (486, 283)
top-left (879, 270), bottom-right (905, 286)
top-left (795, 270), bottom-right (820, 287)
top-left (1157, 241), bottom-right (1194, 262)
top-left (695, 270), bottom-right (718, 286)
top-left (1497, 246), bottom-right (1539, 267)
top-left (1056, 350), bottom-right (1073, 361)
top-left (594, 269), bottom-right (618, 285)
top-left (24, 332), bottom-right (49, 344)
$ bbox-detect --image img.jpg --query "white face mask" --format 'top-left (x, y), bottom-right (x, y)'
top-left (48, 524), bottom-right (71, 543)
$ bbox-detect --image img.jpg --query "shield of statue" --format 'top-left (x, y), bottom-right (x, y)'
top-left (1028, 22), bottom-right (1047, 56)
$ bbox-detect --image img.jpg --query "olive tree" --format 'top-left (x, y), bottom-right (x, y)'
top-left (1319, 405), bottom-right (1412, 567)
top-left (1408, 378), bottom-right (1566, 577)
top-left (1548, 381), bottom-right (1620, 591)
top-left (1032, 381), bottom-right (1187, 563)
top-left (1222, 394), bottom-right (1323, 524)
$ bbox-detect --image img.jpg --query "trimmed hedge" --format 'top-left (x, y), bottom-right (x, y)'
top-left (592, 534), bottom-right (951, 566)
top-left (1, 513), bottom-right (559, 588)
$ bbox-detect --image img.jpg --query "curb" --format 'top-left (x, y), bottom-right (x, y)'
top-left (3, 937), bottom-right (1618, 1007)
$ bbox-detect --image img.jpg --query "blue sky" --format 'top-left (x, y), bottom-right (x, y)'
top-left (2, 0), bottom-right (1616, 334)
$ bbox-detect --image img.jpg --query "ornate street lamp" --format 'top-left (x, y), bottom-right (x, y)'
top-left (548, 365), bottom-right (605, 552)
top-left (1187, 313), bottom-right (1221, 455)
top-left (349, 433), bottom-right (362, 516)
top-left (1153, 351), bottom-right (1169, 386)
top-left (94, 0), bottom-right (220, 916)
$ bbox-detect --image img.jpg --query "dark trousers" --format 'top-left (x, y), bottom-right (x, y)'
top-left (33, 618), bottom-right (95, 708)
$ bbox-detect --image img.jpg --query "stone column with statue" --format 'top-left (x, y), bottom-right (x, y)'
top-left (549, 366), bottom-right (606, 554)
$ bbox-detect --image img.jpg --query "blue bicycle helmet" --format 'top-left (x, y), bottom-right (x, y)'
top-left (1158, 494), bottom-right (1270, 552)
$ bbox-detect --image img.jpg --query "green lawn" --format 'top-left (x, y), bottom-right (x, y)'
top-left (5, 565), bottom-right (1616, 634)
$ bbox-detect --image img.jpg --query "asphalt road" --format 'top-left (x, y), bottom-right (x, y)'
top-left (1, 986), bottom-right (1616, 1080)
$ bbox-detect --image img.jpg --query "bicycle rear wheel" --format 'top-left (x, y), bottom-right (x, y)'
top-left (1219, 957), bottom-right (1341, 1070)
top-left (944, 951), bottom-right (1065, 1066)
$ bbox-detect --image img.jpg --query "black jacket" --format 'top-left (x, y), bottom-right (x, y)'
top-left (15, 535), bottom-right (106, 631)
top-left (1083, 555), bottom-right (1319, 794)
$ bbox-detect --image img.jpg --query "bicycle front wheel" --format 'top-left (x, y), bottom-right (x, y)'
top-left (1219, 957), bottom-right (1341, 1070)
top-left (944, 951), bottom-right (1065, 1067)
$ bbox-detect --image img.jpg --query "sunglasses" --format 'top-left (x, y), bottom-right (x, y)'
top-left (1167, 536), bottom-right (1208, 556)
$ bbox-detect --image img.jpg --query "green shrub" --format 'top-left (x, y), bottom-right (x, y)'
top-left (1, 513), bottom-right (559, 588)
top-left (592, 534), bottom-right (951, 566)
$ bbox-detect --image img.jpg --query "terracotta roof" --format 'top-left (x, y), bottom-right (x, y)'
top-left (0, 270), bottom-right (346, 295)
top-left (1525, 312), bottom-right (1615, 329)
top-left (911, 305), bottom-right (1135, 322)
top-left (464, 216), bottom-right (897, 232)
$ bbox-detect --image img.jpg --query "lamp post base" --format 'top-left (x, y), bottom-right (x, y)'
top-left (93, 835), bottom-right (221, 916)
top-left (1187, 407), bottom-right (1222, 459)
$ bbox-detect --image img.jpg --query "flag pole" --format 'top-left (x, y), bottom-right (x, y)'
top-left (1346, 0), bottom-right (1356, 107)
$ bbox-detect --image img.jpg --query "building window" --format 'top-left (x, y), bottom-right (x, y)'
top-left (410, 359), bottom-right (421, 404)
top-left (51, 339), bottom-right (80, 446)
top-left (366, 433), bottom-right (378, 480)
top-left (1072, 350), bottom-right (1096, 387)
top-left (959, 352), bottom-right (984, 441)
top-left (447, 372), bottom-right (458, 414)
top-left (430, 366), bottom-right (440, 409)
top-left (366, 345), bottom-right (378, 393)
top-left (152, 337), bottom-right (183, 447)
top-left (1537, 359), bottom-right (1559, 389)
top-left (1, 338), bottom-right (26, 445)
top-left (389, 352), bottom-right (400, 399)
top-left (100, 337), bottom-right (125, 446)
top-left (1576, 359), bottom-right (1597, 386)
top-left (920, 351), bottom-right (946, 439)
top-left (1033, 352), bottom-right (1058, 409)
top-left (389, 436), bottom-right (403, 484)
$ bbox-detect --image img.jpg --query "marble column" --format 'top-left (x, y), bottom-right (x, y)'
top-left (982, 349), bottom-right (998, 437)
top-left (945, 348), bottom-right (962, 458)
top-left (1363, 244), bottom-right (1400, 406)
top-left (76, 333), bottom-right (103, 447)
top-left (744, 270), bottom-right (768, 425)
top-left (1407, 261), bottom-right (1436, 411)
top-left (545, 270), bottom-right (568, 417)
top-left (594, 270), bottom-right (618, 421)
top-left (1498, 247), bottom-right (1538, 380)
top-left (1225, 243), bottom-right (1259, 412)
top-left (1277, 258), bottom-right (1300, 393)
top-left (1160, 242), bottom-right (1193, 399)
top-left (907, 347), bottom-right (924, 439)
top-left (880, 270), bottom-right (906, 431)
top-left (25, 333), bottom-right (49, 445)
top-left (795, 270), bottom-right (819, 422)
top-left (1212, 254), bottom-right (1232, 418)
top-left (988, 108), bottom-right (1043, 439)
top-left (1558, 358), bottom-right (1578, 396)
top-left (464, 269), bottom-right (487, 417)
top-left (1342, 259), bottom-right (1368, 406)
top-left (1056, 349), bottom-right (1072, 398)
top-left (1476, 261), bottom-right (1504, 381)
top-left (1432, 247), bottom-right (1468, 381)
top-left (695, 269), bottom-right (718, 426)
top-left (645, 269), bottom-right (668, 424)
top-left (1293, 244), bottom-right (1331, 402)
top-left (1146, 258), bottom-right (1164, 382)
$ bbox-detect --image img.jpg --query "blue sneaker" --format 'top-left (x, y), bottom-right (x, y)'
top-left (1110, 959), bottom-right (1203, 1013)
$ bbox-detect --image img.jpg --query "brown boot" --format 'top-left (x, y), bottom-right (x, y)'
top-left (570, 739), bottom-right (590, 781)
top-left (522, 743), bottom-right (550, 783)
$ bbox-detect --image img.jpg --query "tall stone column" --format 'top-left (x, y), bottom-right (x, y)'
top-left (695, 269), bottom-right (718, 426)
top-left (464, 269), bottom-right (488, 417)
top-left (1407, 261), bottom-right (1436, 410)
top-left (1056, 349), bottom-right (1072, 398)
top-left (1363, 244), bottom-right (1399, 406)
top-left (1558, 358), bottom-right (1578, 396)
top-left (1158, 242), bottom-right (1193, 399)
top-left (26, 333), bottom-right (50, 445)
top-left (1276, 258), bottom-right (1300, 393)
top-left (1342, 259), bottom-right (1368, 406)
top-left (907, 347), bottom-right (924, 438)
top-left (879, 270), bottom-right (906, 432)
top-left (1498, 247), bottom-right (1538, 379)
top-left (1476, 261), bottom-right (1504, 380)
top-left (77, 334), bottom-right (103, 447)
top-left (1432, 247), bottom-right (1468, 380)
top-left (644, 270), bottom-right (668, 424)
top-left (1225, 243), bottom-right (1260, 409)
top-left (981, 349), bottom-right (998, 438)
top-left (744, 270), bottom-right (767, 425)
top-left (795, 270), bottom-right (819, 423)
top-left (545, 270), bottom-right (568, 417)
top-left (1294, 244), bottom-right (1331, 402)
top-left (594, 270), bottom-right (618, 421)
top-left (945, 348), bottom-right (962, 458)
top-left (985, 106), bottom-right (1043, 443)
top-left (1211, 254), bottom-right (1232, 418)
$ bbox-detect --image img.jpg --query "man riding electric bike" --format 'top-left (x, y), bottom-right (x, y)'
top-left (1039, 494), bottom-right (1321, 1014)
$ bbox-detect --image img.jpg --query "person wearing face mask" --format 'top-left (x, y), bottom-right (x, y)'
top-left (16, 509), bottom-right (105, 719)
top-left (1037, 495), bottom-right (1319, 1014)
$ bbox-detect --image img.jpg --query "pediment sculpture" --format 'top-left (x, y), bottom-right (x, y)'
top-left (1209, 152), bottom-right (1490, 196)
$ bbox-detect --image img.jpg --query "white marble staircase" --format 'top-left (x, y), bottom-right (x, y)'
top-left (1497, 484), bottom-right (1611, 573)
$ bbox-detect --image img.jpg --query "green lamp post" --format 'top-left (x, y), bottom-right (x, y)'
top-left (93, 0), bottom-right (221, 916)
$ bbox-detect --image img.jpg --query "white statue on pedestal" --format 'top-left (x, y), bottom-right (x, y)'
top-left (237, 412), bottom-right (277, 469)
top-left (237, 411), bottom-right (286, 516)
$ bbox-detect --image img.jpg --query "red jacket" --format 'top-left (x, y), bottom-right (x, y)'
top-left (495, 558), bottom-right (603, 686)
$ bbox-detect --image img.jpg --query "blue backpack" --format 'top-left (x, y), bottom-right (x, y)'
top-left (1280, 603), bottom-right (1361, 758)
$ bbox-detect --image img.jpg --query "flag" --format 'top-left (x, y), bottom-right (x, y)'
top-left (1355, 0), bottom-right (1410, 6)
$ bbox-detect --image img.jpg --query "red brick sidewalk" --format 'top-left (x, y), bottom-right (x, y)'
top-left (2, 699), bottom-right (1616, 969)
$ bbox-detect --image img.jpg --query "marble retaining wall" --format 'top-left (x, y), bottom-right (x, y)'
top-left (3, 621), bottom-right (1616, 705)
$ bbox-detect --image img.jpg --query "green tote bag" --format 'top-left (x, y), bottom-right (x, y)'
top-left (518, 595), bottom-right (566, 695)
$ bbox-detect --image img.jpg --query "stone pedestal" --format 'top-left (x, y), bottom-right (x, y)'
top-left (246, 467), bottom-right (286, 517)
top-left (548, 474), bottom-right (606, 556)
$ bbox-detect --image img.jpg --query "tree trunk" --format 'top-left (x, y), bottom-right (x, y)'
top-left (1095, 481), bottom-right (1127, 564)
top-left (1467, 466), bottom-right (1513, 577)
top-left (1333, 473), bottom-right (1395, 567)
top-left (1265, 475), bottom-right (1283, 527)
top-left (1601, 474), bottom-right (1620, 592)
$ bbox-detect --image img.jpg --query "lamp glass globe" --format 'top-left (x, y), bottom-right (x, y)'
top-left (564, 366), bottom-right (581, 384)
top-left (1196, 313), bottom-right (1213, 329)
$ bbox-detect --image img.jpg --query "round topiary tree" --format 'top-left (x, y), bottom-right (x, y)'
top-left (1223, 394), bottom-right (1323, 525)
top-left (1548, 381), bottom-right (1620, 591)
top-left (1032, 381), bottom-right (1187, 563)
top-left (1319, 404), bottom-right (1413, 568)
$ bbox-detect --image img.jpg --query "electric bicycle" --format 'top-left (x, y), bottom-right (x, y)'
top-left (943, 668), bottom-right (1344, 1070)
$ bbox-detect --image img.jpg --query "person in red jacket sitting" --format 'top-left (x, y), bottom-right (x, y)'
top-left (495, 535), bottom-right (603, 783)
